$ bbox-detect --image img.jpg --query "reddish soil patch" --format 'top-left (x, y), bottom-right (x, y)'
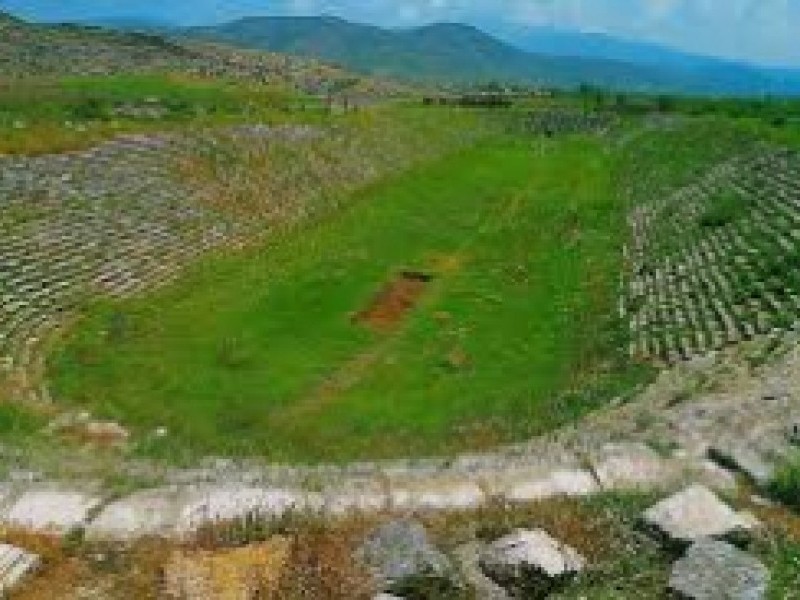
top-left (355, 271), bottom-right (432, 331)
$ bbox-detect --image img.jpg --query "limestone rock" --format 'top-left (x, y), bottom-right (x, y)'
top-left (357, 520), bottom-right (455, 593)
top-left (86, 487), bottom-right (188, 540)
top-left (590, 443), bottom-right (674, 489)
top-left (708, 443), bottom-right (776, 488)
top-left (453, 542), bottom-right (511, 600)
top-left (0, 543), bottom-right (40, 594)
top-left (642, 485), bottom-right (759, 547)
top-left (669, 540), bottom-right (769, 599)
top-left (3, 489), bottom-right (102, 534)
top-left (177, 486), bottom-right (307, 534)
top-left (479, 529), bottom-right (585, 598)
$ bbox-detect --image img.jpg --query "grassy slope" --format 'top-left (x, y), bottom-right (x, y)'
top-left (0, 74), bottom-right (314, 155)
top-left (48, 132), bottom-right (634, 463)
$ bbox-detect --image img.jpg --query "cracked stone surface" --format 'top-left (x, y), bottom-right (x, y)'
top-left (3, 489), bottom-right (101, 533)
top-left (669, 540), bottom-right (769, 600)
top-left (642, 485), bottom-right (760, 546)
top-left (356, 519), bottom-right (455, 593)
top-left (453, 542), bottom-right (512, 600)
top-left (479, 529), bottom-right (585, 598)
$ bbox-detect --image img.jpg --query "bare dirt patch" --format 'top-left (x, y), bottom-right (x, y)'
top-left (355, 271), bottom-right (433, 332)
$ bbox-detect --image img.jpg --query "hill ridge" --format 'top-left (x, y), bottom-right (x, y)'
top-left (184, 15), bottom-right (800, 95)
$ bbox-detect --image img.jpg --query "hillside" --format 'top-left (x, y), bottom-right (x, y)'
top-left (185, 17), bottom-right (662, 90)
top-left (184, 16), bottom-right (800, 95)
top-left (0, 11), bottom-right (386, 95)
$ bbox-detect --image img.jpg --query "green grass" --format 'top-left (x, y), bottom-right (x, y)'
top-left (0, 74), bottom-right (319, 154)
top-left (768, 452), bottom-right (800, 511)
top-left (698, 190), bottom-right (753, 228)
top-left (0, 403), bottom-right (45, 438)
top-left (48, 133), bottom-right (637, 463)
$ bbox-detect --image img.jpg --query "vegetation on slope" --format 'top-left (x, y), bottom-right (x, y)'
top-left (0, 74), bottom-right (314, 155)
top-left (0, 11), bottom-right (391, 98)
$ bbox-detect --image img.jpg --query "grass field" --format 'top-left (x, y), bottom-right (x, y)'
top-left (47, 130), bottom-right (639, 463)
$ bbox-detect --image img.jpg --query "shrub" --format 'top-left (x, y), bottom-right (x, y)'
top-left (767, 452), bottom-right (800, 511)
top-left (215, 336), bottom-right (252, 370)
top-left (698, 191), bottom-right (751, 228)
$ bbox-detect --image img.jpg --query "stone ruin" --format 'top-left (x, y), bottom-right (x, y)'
top-left (624, 147), bottom-right (800, 363)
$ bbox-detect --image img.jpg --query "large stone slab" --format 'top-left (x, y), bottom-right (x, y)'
top-left (176, 486), bottom-right (308, 534)
top-left (590, 443), bottom-right (676, 489)
top-left (642, 485), bottom-right (759, 546)
top-left (482, 457), bottom-right (599, 503)
top-left (388, 480), bottom-right (485, 511)
top-left (3, 489), bottom-right (101, 533)
top-left (89, 485), bottom-right (310, 540)
top-left (86, 487), bottom-right (190, 540)
top-left (479, 529), bottom-right (585, 599)
top-left (0, 543), bottom-right (40, 595)
top-left (669, 540), bottom-right (769, 599)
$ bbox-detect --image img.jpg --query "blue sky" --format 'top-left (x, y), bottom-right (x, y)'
top-left (2, 0), bottom-right (798, 67)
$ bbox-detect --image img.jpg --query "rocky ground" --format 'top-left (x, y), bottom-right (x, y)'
top-left (0, 326), bottom-right (798, 597)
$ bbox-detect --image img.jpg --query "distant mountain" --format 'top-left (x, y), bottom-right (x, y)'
top-left (498, 26), bottom-right (732, 69)
top-left (84, 17), bottom-right (177, 32)
top-left (497, 26), bottom-right (800, 96)
top-left (184, 16), bottom-right (800, 96)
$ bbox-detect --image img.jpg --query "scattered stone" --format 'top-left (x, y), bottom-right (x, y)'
top-left (357, 520), bottom-right (455, 594)
top-left (0, 543), bottom-right (40, 595)
top-left (479, 529), bottom-right (585, 598)
top-left (642, 485), bottom-right (759, 547)
top-left (669, 540), bottom-right (769, 600)
top-left (453, 542), bottom-right (511, 600)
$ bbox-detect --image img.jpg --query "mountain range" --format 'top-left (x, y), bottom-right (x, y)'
top-left (181, 16), bottom-right (800, 96)
top-left (5, 8), bottom-right (800, 97)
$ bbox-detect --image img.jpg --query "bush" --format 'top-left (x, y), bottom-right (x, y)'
top-left (215, 336), bottom-right (252, 370)
top-left (698, 191), bottom-right (750, 228)
top-left (767, 453), bottom-right (800, 511)
top-left (71, 97), bottom-right (106, 120)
